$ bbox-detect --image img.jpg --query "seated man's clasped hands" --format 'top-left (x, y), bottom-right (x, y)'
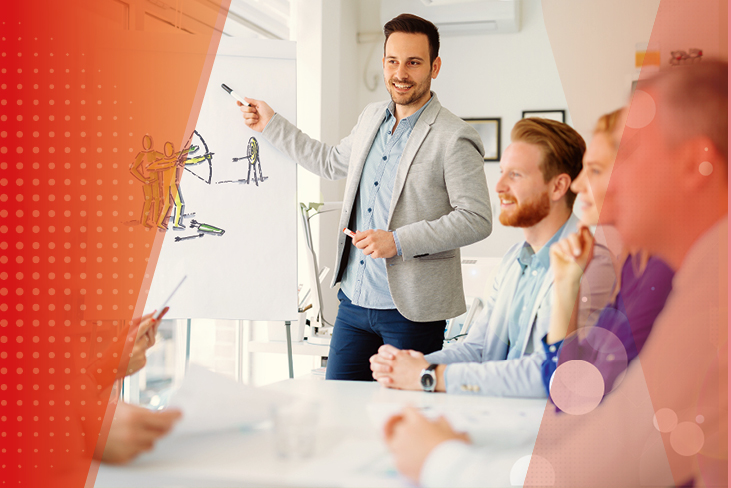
top-left (371, 345), bottom-right (445, 391)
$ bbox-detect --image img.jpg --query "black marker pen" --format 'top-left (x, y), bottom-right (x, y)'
top-left (221, 83), bottom-right (249, 106)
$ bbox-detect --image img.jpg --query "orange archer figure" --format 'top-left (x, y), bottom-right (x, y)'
top-left (148, 137), bottom-right (212, 230)
top-left (129, 135), bottom-right (165, 228)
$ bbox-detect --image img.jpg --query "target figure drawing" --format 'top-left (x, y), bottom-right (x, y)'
top-left (217, 137), bottom-right (268, 186)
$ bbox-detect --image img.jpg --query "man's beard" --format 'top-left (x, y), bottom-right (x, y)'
top-left (386, 74), bottom-right (431, 107)
top-left (499, 190), bottom-right (551, 228)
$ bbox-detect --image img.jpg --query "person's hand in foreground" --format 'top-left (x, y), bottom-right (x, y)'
top-left (546, 227), bottom-right (595, 344)
top-left (239, 98), bottom-right (275, 132)
top-left (126, 307), bottom-right (168, 376)
top-left (101, 402), bottom-right (182, 464)
top-left (384, 406), bottom-right (470, 484)
top-left (549, 226), bottom-right (595, 284)
top-left (370, 345), bottom-right (446, 391)
top-left (351, 229), bottom-right (398, 259)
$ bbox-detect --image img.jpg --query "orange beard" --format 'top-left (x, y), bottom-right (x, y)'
top-left (499, 190), bottom-right (551, 228)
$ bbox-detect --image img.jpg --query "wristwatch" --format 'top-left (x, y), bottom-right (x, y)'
top-left (420, 364), bottom-right (438, 392)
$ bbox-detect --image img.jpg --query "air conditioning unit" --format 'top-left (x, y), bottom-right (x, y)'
top-left (381, 0), bottom-right (521, 36)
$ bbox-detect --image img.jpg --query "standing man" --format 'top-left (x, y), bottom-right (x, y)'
top-left (240, 14), bottom-right (493, 380)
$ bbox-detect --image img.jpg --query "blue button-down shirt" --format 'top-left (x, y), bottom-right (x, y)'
top-left (506, 220), bottom-right (569, 359)
top-left (340, 98), bottom-right (432, 309)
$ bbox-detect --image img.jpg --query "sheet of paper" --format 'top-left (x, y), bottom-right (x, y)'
top-left (167, 363), bottom-right (291, 436)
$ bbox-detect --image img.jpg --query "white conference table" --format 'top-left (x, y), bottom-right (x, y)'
top-left (95, 376), bottom-right (548, 487)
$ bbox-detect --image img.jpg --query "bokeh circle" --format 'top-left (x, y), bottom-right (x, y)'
top-left (550, 360), bottom-right (605, 415)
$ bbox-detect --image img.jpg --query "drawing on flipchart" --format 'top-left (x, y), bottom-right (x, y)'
top-left (217, 137), bottom-right (269, 186)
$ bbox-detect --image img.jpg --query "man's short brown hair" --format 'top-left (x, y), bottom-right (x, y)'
top-left (384, 14), bottom-right (440, 65)
top-left (641, 59), bottom-right (728, 162)
top-left (511, 118), bottom-right (586, 207)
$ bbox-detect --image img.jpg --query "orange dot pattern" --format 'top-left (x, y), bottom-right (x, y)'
top-left (1, 1), bottom-right (225, 485)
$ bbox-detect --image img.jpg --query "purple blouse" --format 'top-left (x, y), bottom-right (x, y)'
top-left (542, 255), bottom-right (674, 402)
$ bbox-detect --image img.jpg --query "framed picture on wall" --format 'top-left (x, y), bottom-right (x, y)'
top-left (464, 118), bottom-right (501, 162)
top-left (522, 110), bottom-right (566, 123)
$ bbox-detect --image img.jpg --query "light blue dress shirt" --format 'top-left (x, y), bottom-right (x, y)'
top-left (340, 98), bottom-right (432, 310)
top-left (506, 220), bottom-right (569, 359)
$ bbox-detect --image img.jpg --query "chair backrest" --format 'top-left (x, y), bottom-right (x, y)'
top-left (299, 201), bottom-right (343, 335)
top-left (462, 256), bottom-right (503, 298)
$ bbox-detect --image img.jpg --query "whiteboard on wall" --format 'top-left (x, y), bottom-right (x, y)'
top-left (145, 38), bottom-right (298, 321)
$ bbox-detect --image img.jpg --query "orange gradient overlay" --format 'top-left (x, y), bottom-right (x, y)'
top-left (0, 0), bottom-right (228, 485)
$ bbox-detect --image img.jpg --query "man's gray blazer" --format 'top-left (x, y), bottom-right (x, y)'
top-left (261, 92), bottom-right (492, 321)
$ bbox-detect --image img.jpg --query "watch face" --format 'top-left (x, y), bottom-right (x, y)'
top-left (421, 374), bottom-right (435, 389)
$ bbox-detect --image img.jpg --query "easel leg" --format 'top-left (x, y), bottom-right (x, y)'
top-left (285, 321), bottom-right (294, 379)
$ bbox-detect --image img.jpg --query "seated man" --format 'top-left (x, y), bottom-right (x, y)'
top-left (371, 118), bottom-right (615, 397)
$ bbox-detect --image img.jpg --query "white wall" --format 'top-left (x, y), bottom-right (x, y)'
top-left (183, 0), bottom-right (725, 387)
top-left (542, 0), bottom-right (661, 139)
top-left (293, 0), bottom-right (359, 334)
top-left (195, 0), bottom-right (726, 386)
top-left (292, 0), bottom-right (726, 310)
top-left (350, 0), bottom-right (677, 258)
top-left (250, 0), bottom-right (727, 377)
top-left (356, 0), bottom-right (569, 258)
top-left (544, 0), bottom-right (726, 139)
top-left (245, 0), bottom-right (362, 386)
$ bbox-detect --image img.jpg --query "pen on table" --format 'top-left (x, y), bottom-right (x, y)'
top-left (343, 227), bottom-right (356, 238)
top-left (221, 83), bottom-right (250, 106)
